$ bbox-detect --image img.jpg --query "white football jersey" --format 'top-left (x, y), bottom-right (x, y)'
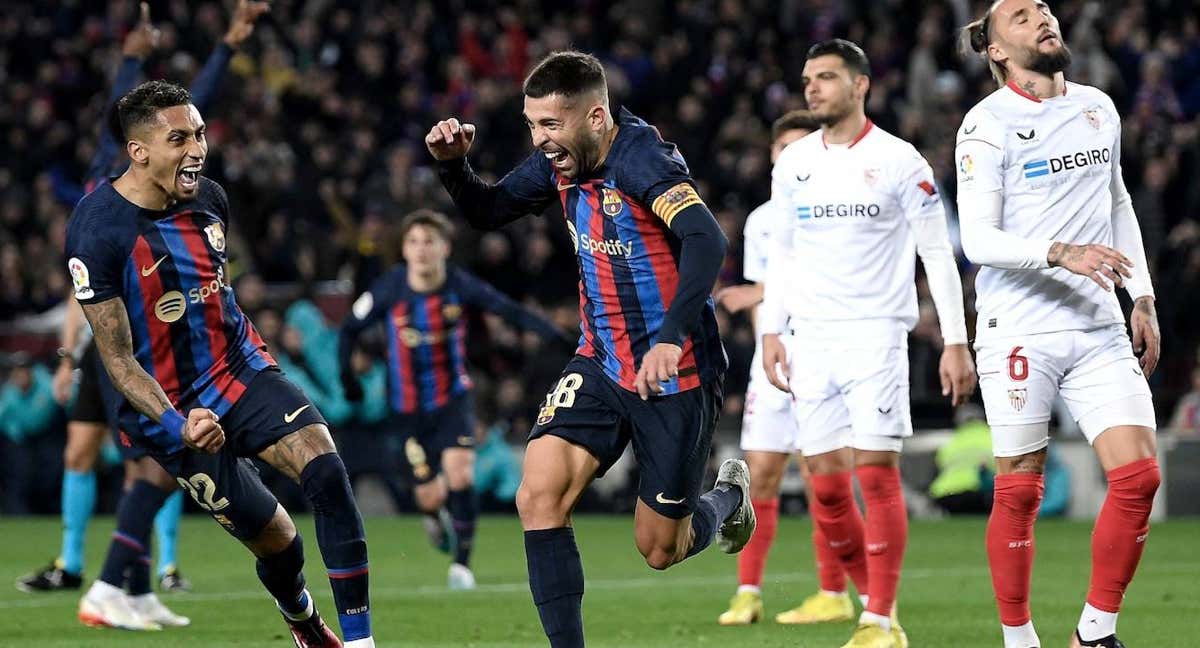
top-left (956, 81), bottom-right (1127, 340)
top-left (762, 121), bottom-right (964, 346)
top-left (742, 200), bottom-right (790, 403)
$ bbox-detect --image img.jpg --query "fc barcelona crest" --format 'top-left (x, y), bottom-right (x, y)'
top-left (204, 223), bottom-right (226, 252)
top-left (1083, 108), bottom-right (1101, 130)
top-left (601, 188), bottom-right (624, 217)
top-left (442, 304), bottom-right (462, 321)
top-left (1008, 388), bottom-right (1028, 412)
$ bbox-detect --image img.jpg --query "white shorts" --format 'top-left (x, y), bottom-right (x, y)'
top-left (975, 324), bottom-right (1156, 457)
top-left (781, 337), bottom-right (911, 456)
top-left (740, 376), bottom-right (800, 453)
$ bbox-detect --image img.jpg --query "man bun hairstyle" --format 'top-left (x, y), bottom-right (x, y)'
top-left (117, 80), bottom-right (192, 139)
top-left (523, 51), bottom-right (608, 102)
top-left (806, 39), bottom-right (871, 77)
top-left (962, 1), bottom-right (1007, 85)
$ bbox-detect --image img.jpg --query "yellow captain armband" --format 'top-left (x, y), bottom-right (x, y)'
top-left (651, 182), bottom-right (705, 227)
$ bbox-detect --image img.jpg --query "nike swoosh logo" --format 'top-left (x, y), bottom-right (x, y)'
top-left (963, 125), bottom-right (977, 134)
top-left (557, 182), bottom-right (576, 191)
top-left (456, 436), bottom-right (475, 446)
top-left (283, 404), bottom-right (311, 424)
top-left (141, 256), bottom-right (167, 276)
top-left (655, 492), bottom-right (686, 505)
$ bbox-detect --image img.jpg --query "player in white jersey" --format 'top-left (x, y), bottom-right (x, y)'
top-left (714, 110), bottom-right (854, 628)
top-left (760, 39), bottom-right (976, 648)
top-left (958, 3), bottom-right (1161, 648)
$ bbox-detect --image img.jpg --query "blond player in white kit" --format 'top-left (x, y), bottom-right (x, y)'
top-left (714, 110), bottom-right (855, 628)
top-left (958, 3), bottom-right (1161, 648)
top-left (760, 39), bottom-right (976, 648)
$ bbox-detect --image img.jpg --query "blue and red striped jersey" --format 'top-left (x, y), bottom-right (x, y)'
top-left (64, 178), bottom-right (274, 453)
top-left (340, 264), bottom-right (566, 414)
top-left (495, 109), bottom-right (726, 395)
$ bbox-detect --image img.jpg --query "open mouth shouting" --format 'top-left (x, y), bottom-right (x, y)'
top-left (177, 163), bottom-right (203, 192)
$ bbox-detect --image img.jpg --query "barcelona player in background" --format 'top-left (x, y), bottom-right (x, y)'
top-left (338, 208), bottom-right (571, 590)
top-left (427, 51), bottom-right (755, 647)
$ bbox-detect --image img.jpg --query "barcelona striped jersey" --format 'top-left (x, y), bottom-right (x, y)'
top-left (499, 108), bottom-right (726, 395)
top-left (341, 264), bottom-right (566, 414)
top-left (64, 178), bottom-right (274, 453)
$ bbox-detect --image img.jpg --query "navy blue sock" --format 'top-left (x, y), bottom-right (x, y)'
top-left (446, 488), bottom-right (478, 567)
top-left (256, 534), bottom-right (310, 618)
top-left (98, 480), bottom-right (169, 590)
top-left (525, 527), bottom-right (585, 648)
top-left (300, 453), bottom-right (371, 642)
top-left (127, 536), bottom-right (152, 595)
top-left (686, 483), bottom-right (742, 558)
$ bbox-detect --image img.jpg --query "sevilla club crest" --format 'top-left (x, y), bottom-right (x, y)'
top-left (1008, 388), bottom-right (1028, 412)
top-left (1083, 109), bottom-right (1101, 130)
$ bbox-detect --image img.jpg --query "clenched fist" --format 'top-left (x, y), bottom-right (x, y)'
top-left (425, 118), bottom-right (477, 161)
top-left (183, 409), bottom-right (224, 454)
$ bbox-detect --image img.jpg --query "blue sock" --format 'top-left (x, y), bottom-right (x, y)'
top-left (525, 527), bottom-right (585, 648)
top-left (300, 453), bottom-right (371, 642)
top-left (256, 535), bottom-right (310, 618)
top-left (61, 470), bottom-right (96, 575)
top-left (686, 483), bottom-right (742, 558)
top-left (446, 488), bottom-right (477, 568)
top-left (98, 480), bottom-right (168, 591)
top-left (154, 490), bottom-right (183, 577)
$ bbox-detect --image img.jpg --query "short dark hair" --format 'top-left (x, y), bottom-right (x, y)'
top-left (399, 209), bottom-right (455, 243)
top-left (806, 39), bottom-right (871, 77)
top-left (771, 110), bottom-right (821, 141)
top-left (116, 80), bottom-right (192, 139)
top-left (522, 51), bottom-right (608, 101)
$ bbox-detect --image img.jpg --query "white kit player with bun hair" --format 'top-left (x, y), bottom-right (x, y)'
top-left (958, 2), bottom-right (1161, 647)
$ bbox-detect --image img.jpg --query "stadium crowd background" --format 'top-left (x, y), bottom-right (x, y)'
top-left (1, 0), bottom-right (1198, 513)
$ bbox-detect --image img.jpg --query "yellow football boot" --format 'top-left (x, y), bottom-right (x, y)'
top-left (717, 590), bottom-right (763, 626)
top-left (890, 609), bottom-right (909, 648)
top-left (839, 622), bottom-right (897, 648)
top-left (774, 590), bottom-right (854, 624)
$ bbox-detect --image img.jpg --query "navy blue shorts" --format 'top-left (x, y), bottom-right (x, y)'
top-left (391, 391), bottom-right (476, 485)
top-left (529, 356), bottom-right (723, 519)
top-left (156, 367), bottom-right (327, 540)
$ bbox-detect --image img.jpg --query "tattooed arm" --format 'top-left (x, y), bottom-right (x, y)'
top-left (81, 297), bottom-right (224, 452)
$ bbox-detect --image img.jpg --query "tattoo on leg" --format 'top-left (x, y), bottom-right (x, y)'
top-left (258, 424), bottom-right (336, 481)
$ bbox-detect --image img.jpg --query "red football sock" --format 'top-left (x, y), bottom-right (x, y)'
top-left (807, 471), bottom-right (868, 594)
top-left (807, 487), bottom-right (846, 592)
top-left (737, 498), bottom-right (779, 588)
top-left (987, 473), bottom-right (1044, 626)
top-left (856, 465), bottom-right (907, 616)
top-left (1087, 457), bottom-right (1160, 612)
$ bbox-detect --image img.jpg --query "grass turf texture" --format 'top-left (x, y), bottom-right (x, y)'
top-left (0, 515), bottom-right (1196, 647)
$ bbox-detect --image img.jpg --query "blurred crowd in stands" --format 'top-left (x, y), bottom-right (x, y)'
top-left (1, 0), bottom-right (1198, 512)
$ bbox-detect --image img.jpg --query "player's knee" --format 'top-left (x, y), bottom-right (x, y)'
top-left (516, 482), bottom-right (569, 528)
top-left (246, 506), bottom-right (299, 556)
top-left (1116, 459), bottom-right (1160, 500)
top-left (809, 477), bottom-right (851, 509)
top-left (639, 540), bottom-right (682, 571)
top-left (64, 438), bottom-right (98, 472)
top-left (414, 483), bottom-right (445, 513)
top-left (299, 452), bottom-right (356, 516)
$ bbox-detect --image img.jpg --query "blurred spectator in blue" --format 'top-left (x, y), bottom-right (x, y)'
top-left (472, 397), bottom-right (521, 511)
top-left (929, 404), bottom-right (995, 515)
top-left (1039, 447), bottom-right (1072, 518)
top-left (0, 354), bottom-right (61, 513)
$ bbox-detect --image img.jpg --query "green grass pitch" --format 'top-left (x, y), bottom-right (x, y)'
top-left (1, 515), bottom-right (1196, 647)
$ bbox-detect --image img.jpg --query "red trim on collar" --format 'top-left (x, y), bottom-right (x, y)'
top-left (822, 119), bottom-right (875, 149)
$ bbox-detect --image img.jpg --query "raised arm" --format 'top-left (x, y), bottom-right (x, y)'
top-left (427, 118), bottom-right (556, 230)
top-left (81, 298), bottom-right (223, 453)
top-left (190, 0), bottom-right (270, 112)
